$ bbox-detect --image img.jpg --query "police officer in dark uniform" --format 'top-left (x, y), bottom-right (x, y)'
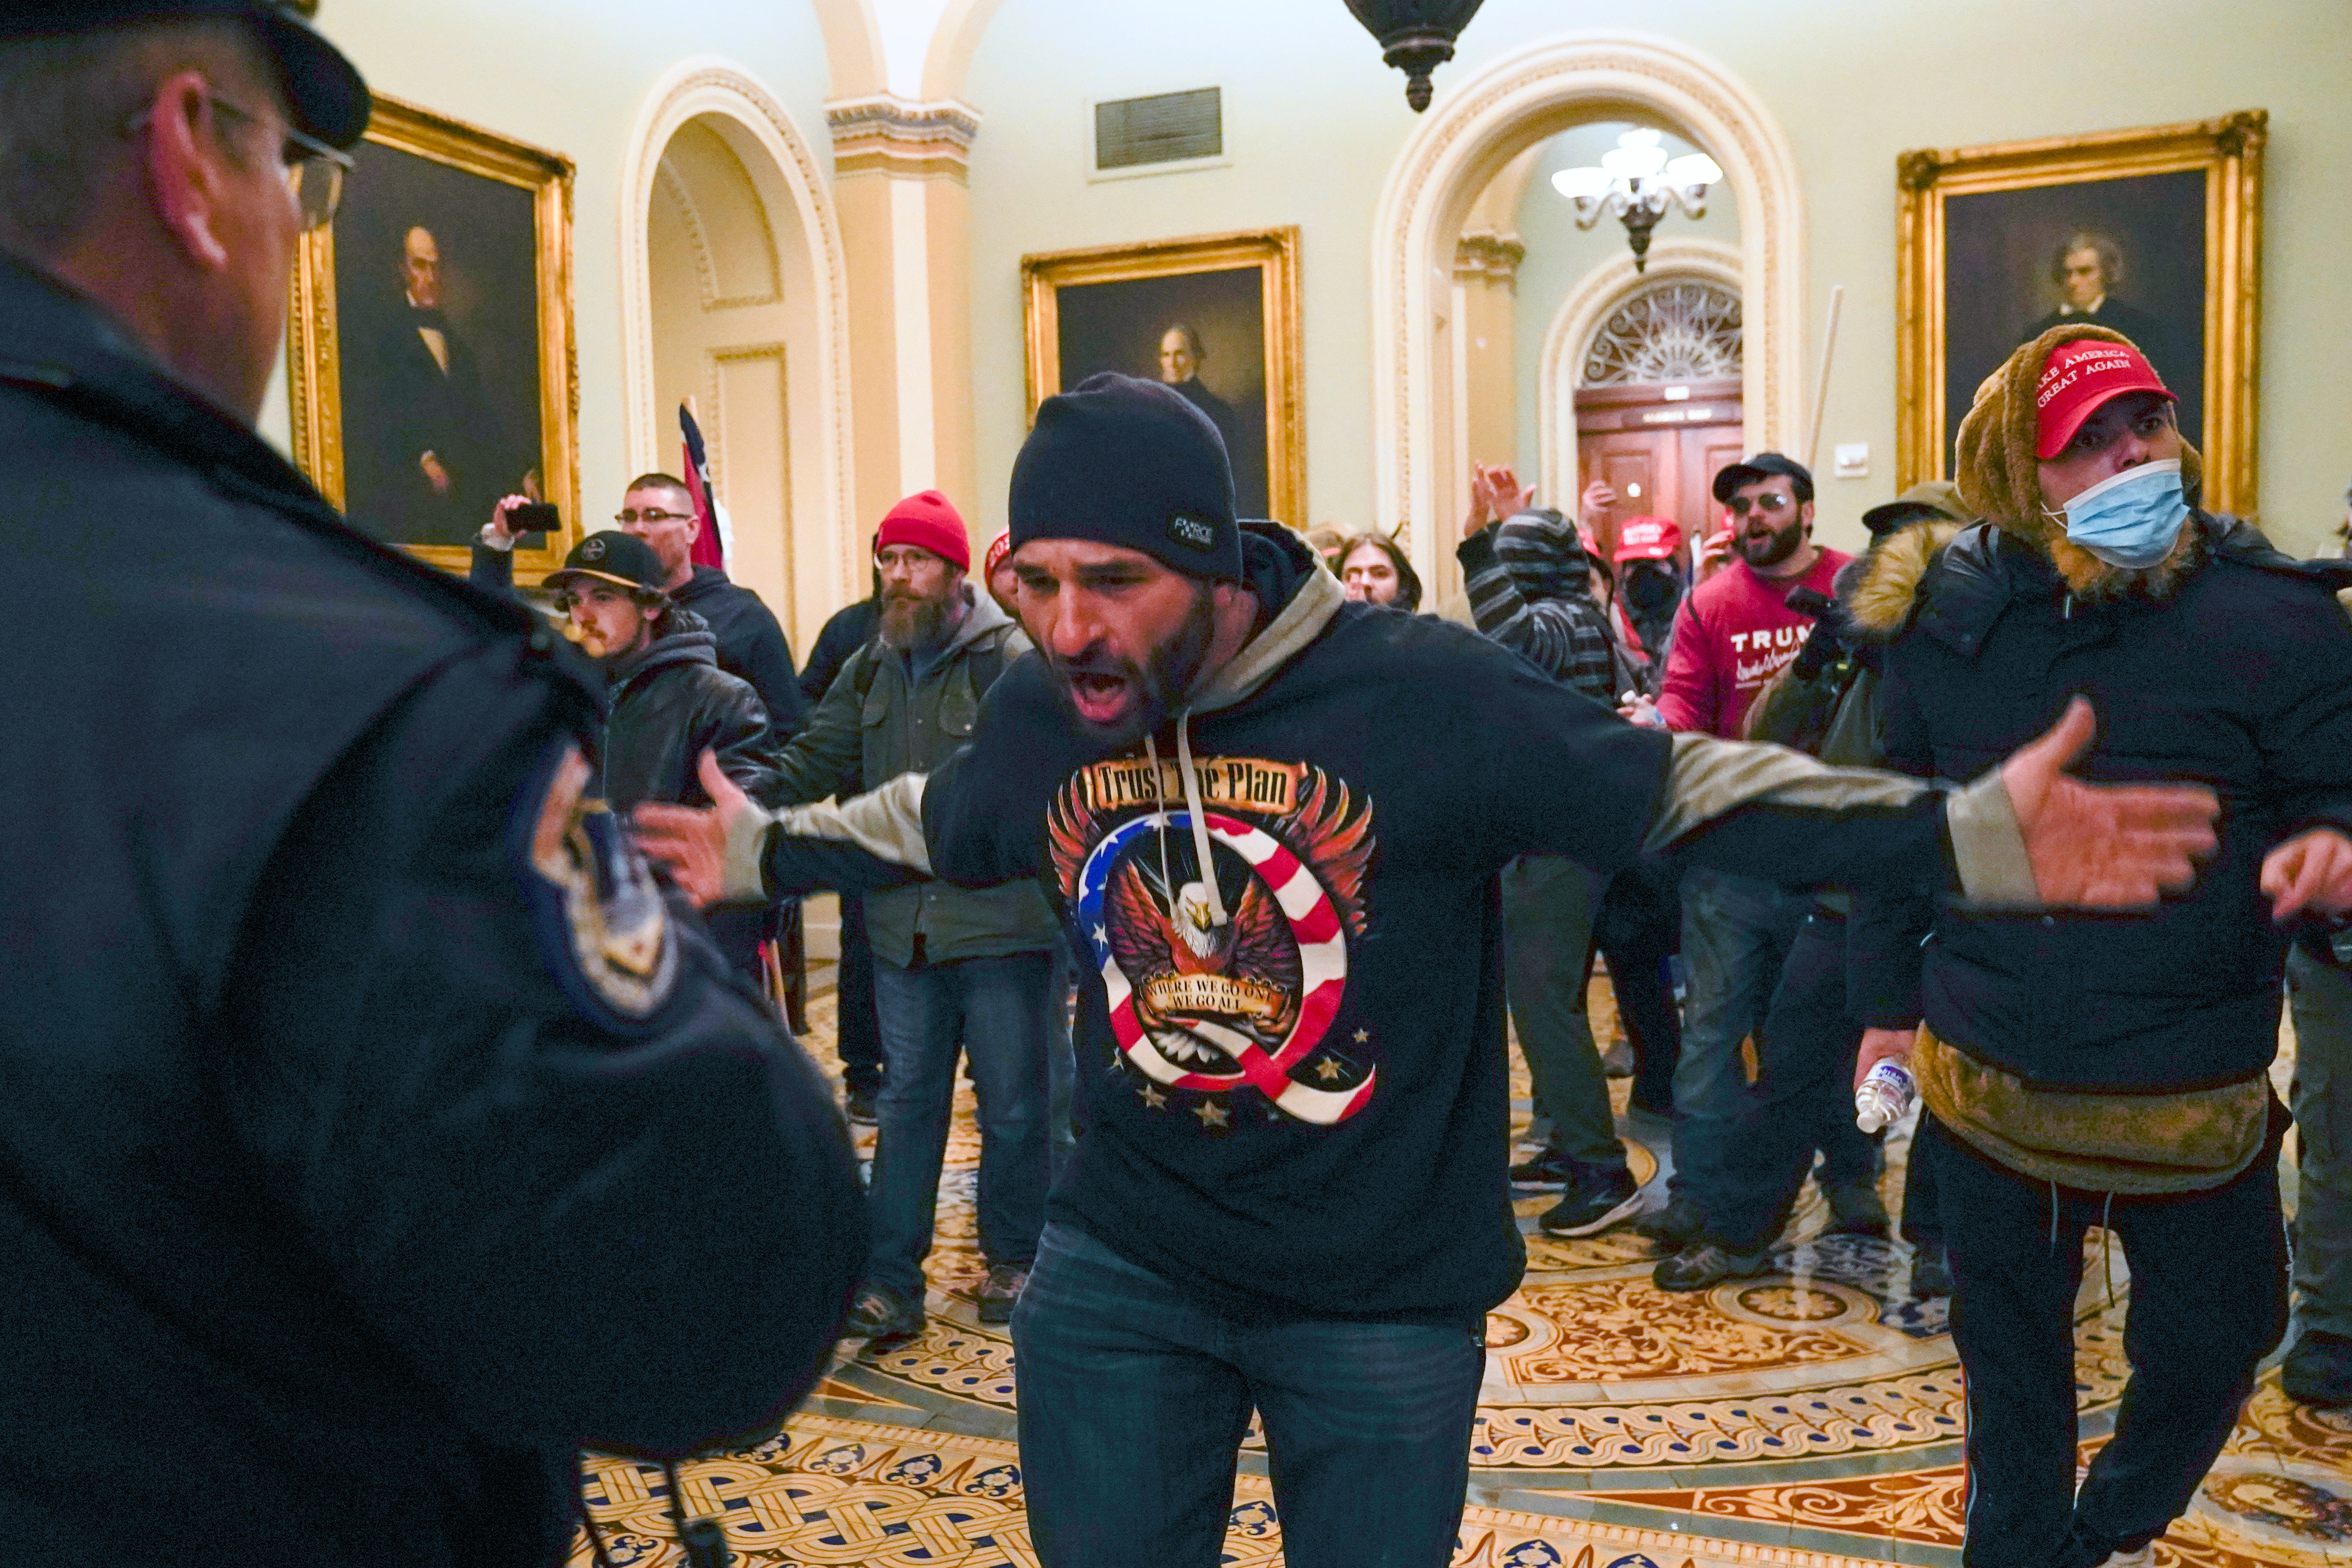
top-left (0, 6), bottom-right (864, 1563)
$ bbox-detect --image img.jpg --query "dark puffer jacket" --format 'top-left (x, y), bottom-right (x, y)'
top-left (599, 607), bottom-right (784, 812)
top-left (1852, 512), bottom-right (2352, 1092)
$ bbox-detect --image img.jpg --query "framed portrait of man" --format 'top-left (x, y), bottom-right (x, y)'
top-left (1022, 228), bottom-right (1304, 525)
top-left (288, 96), bottom-right (578, 579)
top-left (1895, 111), bottom-right (2263, 514)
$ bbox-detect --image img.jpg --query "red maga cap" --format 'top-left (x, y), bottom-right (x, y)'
top-left (2034, 339), bottom-right (2174, 461)
top-left (1613, 515), bottom-right (1683, 562)
top-left (983, 532), bottom-right (1011, 576)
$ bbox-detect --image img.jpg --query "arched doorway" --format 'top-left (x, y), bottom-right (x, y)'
top-left (1538, 238), bottom-right (1743, 562)
top-left (1370, 31), bottom-right (1803, 607)
top-left (621, 62), bottom-right (853, 652)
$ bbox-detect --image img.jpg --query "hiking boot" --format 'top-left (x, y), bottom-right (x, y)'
top-left (1509, 1148), bottom-right (1578, 1189)
top-left (842, 1286), bottom-right (924, 1344)
top-left (1653, 1240), bottom-right (1770, 1292)
top-left (1633, 1194), bottom-right (1703, 1252)
top-left (1910, 1239), bottom-right (1954, 1299)
top-left (2282, 1330), bottom-right (2352, 1409)
top-left (976, 1264), bottom-right (1028, 1325)
top-left (1537, 1166), bottom-right (1643, 1237)
top-left (1824, 1180), bottom-right (1890, 1238)
top-left (844, 1087), bottom-right (878, 1125)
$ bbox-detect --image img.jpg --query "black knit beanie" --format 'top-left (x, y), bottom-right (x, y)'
top-left (1008, 373), bottom-right (1242, 580)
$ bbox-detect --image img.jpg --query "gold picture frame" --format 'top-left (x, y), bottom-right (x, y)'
top-left (1896, 110), bottom-right (2263, 515)
top-left (288, 95), bottom-right (579, 580)
top-left (1022, 228), bottom-right (1305, 526)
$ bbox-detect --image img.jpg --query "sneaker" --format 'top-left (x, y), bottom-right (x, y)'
top-left (2282, 1330), bottom-right (2352, 1409)
top-left (1824, 1181), bottom-right (1890, 1238)
top-left (1910, 1239), bottom-right (1954, 1299)
top-left (1509, 1149), bottom-right (1577, 1189)
top-left (844, 1088), bottom-right (878, 1125)
top-left (1633, 1194), bottom-right (1704, 1252)
top-left (1653, 1240), bottom-right (1770, 1292)
top-left (1538, 1166), bottom-right (1643, 1237)
top-left (976, 1263), bottom-right (1028, 1325)
top-left (842, 1286), bottom-right (923, 1343)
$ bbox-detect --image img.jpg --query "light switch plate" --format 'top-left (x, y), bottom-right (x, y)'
top-left (1833, 442), bottom-right (1869, 478)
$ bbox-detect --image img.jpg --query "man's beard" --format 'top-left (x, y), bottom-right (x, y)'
top-left (1045, 581), bottom-right (1217, 747)
top-left (1738, 519), bottom-right (1804, 569)
top-left (879, 588), bottom-right (952, 650)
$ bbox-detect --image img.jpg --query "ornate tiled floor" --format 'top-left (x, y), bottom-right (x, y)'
top-left (574, 973), bottom-right (2352, 1568)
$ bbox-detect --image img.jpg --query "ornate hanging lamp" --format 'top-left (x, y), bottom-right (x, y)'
top-left (1343, 0), bottom-right (1488, 112)
top-left (1551, 128), bottom-right (1722, 271)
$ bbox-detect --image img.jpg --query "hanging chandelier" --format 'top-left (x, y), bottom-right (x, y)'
top-left (1342, 0), bottom-right (1488, 112)
top-left (1552, 129), bottom-right (1722, 271)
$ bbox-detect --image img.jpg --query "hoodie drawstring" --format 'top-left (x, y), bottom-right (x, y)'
top-left (1143, 719), bottom-right (1230, 931)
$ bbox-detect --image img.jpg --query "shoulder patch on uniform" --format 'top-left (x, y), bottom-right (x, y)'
top-left (517, 740), bottom-right (678, 1027)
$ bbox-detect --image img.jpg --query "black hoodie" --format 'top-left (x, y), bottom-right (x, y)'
top-left (754, 525), bottom-right (1993, 1319)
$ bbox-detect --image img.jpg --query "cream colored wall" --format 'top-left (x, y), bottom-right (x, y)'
top-left (264, 0), bottom-right (837, 562)
top-left (963, 0), bottom-right (2352, 558)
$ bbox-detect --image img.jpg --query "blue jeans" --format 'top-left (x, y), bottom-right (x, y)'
top-left (1668, 866), bottom-right (1806, 1215)
top-left (867, 950), bottom-right (1054, 1301)
top-left (1012, 1222), bottom-right (1485, 1568)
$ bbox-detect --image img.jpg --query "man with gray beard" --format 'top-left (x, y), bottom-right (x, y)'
top-left (756, 491), bottom-right (1063, 1338)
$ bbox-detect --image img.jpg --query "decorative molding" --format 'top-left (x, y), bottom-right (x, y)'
top-left (1536, 238), bottom-right (1742, 504)
top-left (619, 58), bottom-right (855, 614)
top-left (826, 94), bottom-right (983, 182)
top-left (1369, 30), bottom-right (1804, 599)
top-left (1453, 229), bottom-right (1527, 286)
top-left (652, 149), bottom-right (783, 312)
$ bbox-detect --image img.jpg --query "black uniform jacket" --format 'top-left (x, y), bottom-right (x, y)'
top-left (1851, 516), bottom-right (2352, 1091)
top-left (0, 253), bottom-right (864, 1567)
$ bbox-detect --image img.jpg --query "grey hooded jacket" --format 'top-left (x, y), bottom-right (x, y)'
top-left (1456, 509), bottom-right (1628, 704)
top-left (758, 584), bottom-right (1059, 965)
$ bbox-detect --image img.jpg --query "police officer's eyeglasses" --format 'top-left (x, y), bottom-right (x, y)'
top-left (127, 92), bottom-right (353, 231)
top-left (615, 509), bottom-right (696, 525)
top-left (1725, 492), bottom-right (1791, 515)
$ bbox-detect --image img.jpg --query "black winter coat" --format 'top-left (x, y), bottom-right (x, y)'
top-left (1852, 516), bottom-right (2352, 1093)
top-left (599, 609), bottom-right (785, 813)
top-left (0, 252), bottom-right (864, 1566)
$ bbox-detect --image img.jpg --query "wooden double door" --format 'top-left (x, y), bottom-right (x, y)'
top-left (1574, 376), bottom-right (1744, 569)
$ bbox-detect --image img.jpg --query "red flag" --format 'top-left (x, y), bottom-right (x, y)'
top-left (680, 402), bottom-right (726, 571)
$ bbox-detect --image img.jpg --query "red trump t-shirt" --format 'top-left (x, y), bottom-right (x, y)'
top-left (1655, 549), bottom-right (1851, 739)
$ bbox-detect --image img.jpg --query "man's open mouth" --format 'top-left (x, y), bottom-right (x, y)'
top-left (1066, 669), bottom-right (1133, 724)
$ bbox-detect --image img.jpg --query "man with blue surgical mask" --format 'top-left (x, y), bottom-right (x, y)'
top-left (1846, 327), bottom-right (2352, 1568)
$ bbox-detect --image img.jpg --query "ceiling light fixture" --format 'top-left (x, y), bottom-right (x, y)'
top-left (1342, 0), bottom-right (1488, 112)
top-left (1552, 128), bottom-right (1722, 271)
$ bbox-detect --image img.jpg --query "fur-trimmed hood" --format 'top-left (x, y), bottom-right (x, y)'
top-left (1844, 516), bottom-right (1966, 641)
top-left (1954, 322), bottom-right (2206, 602)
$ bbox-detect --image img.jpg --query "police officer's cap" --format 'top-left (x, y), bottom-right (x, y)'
top-left (3, 1), bottom-right (370, 151)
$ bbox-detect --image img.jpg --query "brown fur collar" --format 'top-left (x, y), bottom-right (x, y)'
top-left (1953, 322), bottom-right (2207, 604)
top-left (1845, 517), bottom-right (1963, 639)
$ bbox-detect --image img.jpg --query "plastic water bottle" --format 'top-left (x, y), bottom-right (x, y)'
top-left (1854, 1059), bottom-right (1917, 1134)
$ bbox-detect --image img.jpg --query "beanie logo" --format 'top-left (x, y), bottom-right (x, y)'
top-left (581, 537), bottom-right (607, 560)
top-left (1167, 513), bottom-right (1218, 551)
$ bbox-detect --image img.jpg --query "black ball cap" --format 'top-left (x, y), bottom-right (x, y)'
top-left (3, 2), bottom-right (370, 150)
top-left (545, 531), bottom-right (669, 596)
top-left (1711, 450), bottom-right (1814, 505)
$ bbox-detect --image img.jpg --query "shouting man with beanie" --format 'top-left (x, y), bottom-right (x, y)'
top-left (638, 371), bottom-right (2236, 1567)
top-left (751, 491), bottom-right (1062, 1338)
top-left (1844, 327), bottom-right (2352, 1568)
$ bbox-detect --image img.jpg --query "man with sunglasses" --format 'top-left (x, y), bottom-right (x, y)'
top-left (0, 4), bottom-right (866, 1562)
top-left (1626, 453), bottom-right (1882, 1268)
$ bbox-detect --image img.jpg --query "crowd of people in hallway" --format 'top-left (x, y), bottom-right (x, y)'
top-left (8, 6), bottom-right (2352, 1568)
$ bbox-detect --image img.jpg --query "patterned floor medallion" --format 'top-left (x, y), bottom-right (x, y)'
top-left (569, 967), bottom-right (2342, 1568)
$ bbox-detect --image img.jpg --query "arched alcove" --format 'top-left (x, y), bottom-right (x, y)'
top-left (621, 60), bottom-right (853, 650)
top-left (1370, 31), bottom-right (1804, 602)
top-left (1537, 237), bottom-right (1743, 505)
